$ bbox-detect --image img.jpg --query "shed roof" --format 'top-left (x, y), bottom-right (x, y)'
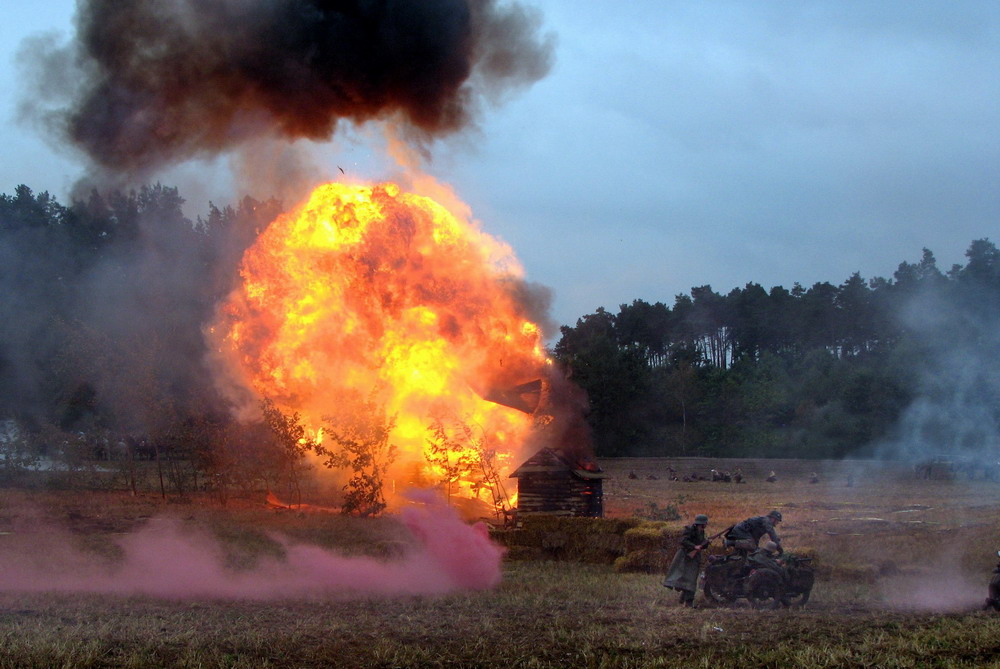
top-left (509, 447), bottom-right (606, 480)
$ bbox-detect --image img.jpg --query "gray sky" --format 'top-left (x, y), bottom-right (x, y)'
top-left (2, 1), bottom-right (998, 334)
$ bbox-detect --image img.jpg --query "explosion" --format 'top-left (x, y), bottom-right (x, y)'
top-left (24, 0), bottom-right (572, 513)
top-left (213, 178), bottom-right (556, 509)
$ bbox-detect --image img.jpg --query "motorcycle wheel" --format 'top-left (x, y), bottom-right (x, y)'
top-left (703, 565), bottom-right (739, 604)
top-left (747, 570), bottom-right (784, 609)
top-left (703, 579), bottom-right (737, 604)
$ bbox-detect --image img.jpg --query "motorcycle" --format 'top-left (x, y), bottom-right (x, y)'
top-left (702, 550), bottom-right (814, 608)
top-left (985, 550), bottom-right (1000, 611)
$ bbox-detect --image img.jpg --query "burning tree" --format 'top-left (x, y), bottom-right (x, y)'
top-left (260, 398), bottom-right (315, 507)
top-left (315, 390), bottom-right (398, 517)
top-left (425, 417), bottom-right (513, 521)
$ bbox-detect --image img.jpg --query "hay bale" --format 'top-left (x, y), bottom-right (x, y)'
top-left (505, 545), bottom-right (545, 561)
top-left (613, 548), bottom-right (669, 574)
top-left (492, 515), bottom-right (641, 563)
top-left (623, 522), bottom-right (670, 553)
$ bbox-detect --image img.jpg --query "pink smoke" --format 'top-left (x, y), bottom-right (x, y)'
top-left (0, 492), bottom-right (504, 599)
top-left (881, 572), bottom-right (986, 612)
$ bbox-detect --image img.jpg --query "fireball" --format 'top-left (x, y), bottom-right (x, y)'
top-left (214, 180), bottom-right (551, 504)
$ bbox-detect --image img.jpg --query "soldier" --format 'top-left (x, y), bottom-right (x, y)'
top-left (766, 470), bottom-right (777, 483)
top-left (724, 510), bottom-right (783, 554)
top-left (663, 514), bottom-right (710, 607)
top-left (732, 467), bottom-right (744, 484)
top-left (749, 540), bottom-right (783, 574)
top-left (985, 551), bottom-right (1000, 611)
top-left (808, 472), bottom-right (819, 484)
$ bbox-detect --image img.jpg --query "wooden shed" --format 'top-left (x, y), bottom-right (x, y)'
top-left (509, 447), bottom-right (605, 517)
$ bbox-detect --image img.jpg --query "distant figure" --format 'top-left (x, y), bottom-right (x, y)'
top-left (766, 470), bottom-right (777, 483)
top-left (846, 473), bottom-right (855, 488)
top-left (628, 471), bottom-right (638, 480)
top-left (711, 469), bottom-right (722, 481)
top-left (647, 474), bottom-right (659, 480)
top-left (809, 472), bottom-right (819, 484)
top-left (733, 468), bottom-right (744, 484)
top-left (669, 471), bottom-right (679, 482)
top-left (682, 476), bottom-right (693, 483)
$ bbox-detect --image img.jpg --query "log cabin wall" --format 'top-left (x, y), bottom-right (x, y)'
top-left (510, 447), bottom-right (604, 517)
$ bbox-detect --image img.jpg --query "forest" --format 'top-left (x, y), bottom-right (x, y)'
top-left (554, 240), bottom-right (1000, 459)
top-left (1, 183), bottom-right (998, 470)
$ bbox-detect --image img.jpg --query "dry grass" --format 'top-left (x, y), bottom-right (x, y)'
top-left (602, 457), bottom-right (1000, 577)
top-left (0, 458), bottom-right (998, 667)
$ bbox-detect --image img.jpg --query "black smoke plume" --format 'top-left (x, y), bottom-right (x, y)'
top-left (26, 0), bottom-right (553, 177)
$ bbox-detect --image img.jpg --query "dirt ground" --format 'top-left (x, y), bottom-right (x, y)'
top-left (0, 461), bottom-right (999, 667)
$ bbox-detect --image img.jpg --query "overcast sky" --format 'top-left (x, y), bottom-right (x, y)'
top-left (2, 1), bottom-right (998, 333)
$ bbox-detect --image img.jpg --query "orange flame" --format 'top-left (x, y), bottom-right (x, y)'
top-left (214, 180), bottom-right (550, 507)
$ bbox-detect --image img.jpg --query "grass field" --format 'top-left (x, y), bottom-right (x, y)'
top-left (1, 457), bottom-right (1000, 668)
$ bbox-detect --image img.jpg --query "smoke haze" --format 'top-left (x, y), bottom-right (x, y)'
top-left (875, 275), bottom-right (1000, 467)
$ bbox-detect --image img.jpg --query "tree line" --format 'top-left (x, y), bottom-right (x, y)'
top-left (0, 183), bottom-right (295, 497)
top-left (554, 242), bottom-right (1000, 458)
top-left (1, 182), bottom-right (997, 480)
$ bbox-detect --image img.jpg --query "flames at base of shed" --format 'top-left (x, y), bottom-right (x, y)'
top-left (212, 178), bottom-right (591, 514)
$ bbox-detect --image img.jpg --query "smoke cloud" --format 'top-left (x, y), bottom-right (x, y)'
top-left (0, 493), bottom-right (503, 599)
top-left (875, 278), bottom-right (1000, 468)
top-left (21, 0), bottom-right (554, 180)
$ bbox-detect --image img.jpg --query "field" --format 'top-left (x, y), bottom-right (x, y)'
top-left (1, 458), bottom-right (1000, 668)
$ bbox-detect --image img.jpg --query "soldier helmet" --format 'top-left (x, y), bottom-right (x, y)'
top-left (762, 540), bottom-right (778, 552)
top-left (767, 510), bottom-right (783, 522)
top-left (694, 514), bottom-right (709, 525)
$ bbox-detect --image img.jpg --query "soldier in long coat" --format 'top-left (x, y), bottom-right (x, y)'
top-left (663, 514), bottom-right (709, 607)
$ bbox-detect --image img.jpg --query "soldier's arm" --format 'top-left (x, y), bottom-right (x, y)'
top-left (679, 527), bottom-right (699, 552)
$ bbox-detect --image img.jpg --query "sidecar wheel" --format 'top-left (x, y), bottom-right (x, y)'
top-left (747, 570), bottom-right (784, 609)
top-left (703, 579), bottom-right (737, 604)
